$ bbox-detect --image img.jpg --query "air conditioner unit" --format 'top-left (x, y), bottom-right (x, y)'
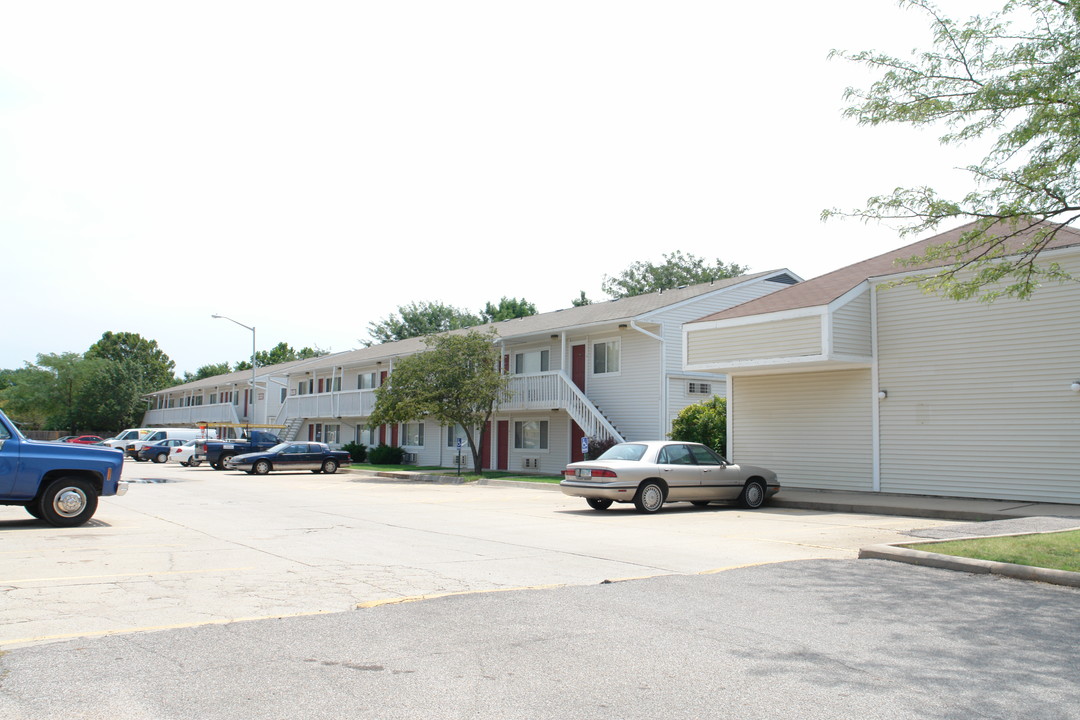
top-left (453, 455), bottom-right (469, 467)
top-left (688, 382), bottom-right (711, 395)
top-left (522, 457), bottom-right (540, 470)
top-left (402, 452), bottom-right (418, 465)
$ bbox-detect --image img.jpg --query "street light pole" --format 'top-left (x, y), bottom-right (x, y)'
top-left (212, 314), bottom-right (256, 431)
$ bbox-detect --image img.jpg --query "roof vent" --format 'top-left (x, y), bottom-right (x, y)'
top-left (767, 273), bottom-right (799, 285)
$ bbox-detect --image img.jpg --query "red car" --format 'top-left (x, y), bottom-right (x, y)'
top-left (66, 435), bottom-right (105, 445)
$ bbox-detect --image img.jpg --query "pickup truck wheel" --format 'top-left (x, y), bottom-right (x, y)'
top-left (24, 504), bottom-right (43, 520)
top-left (215, 454), bottom-right (235, 471)
top-left (210, 462), bottom-right (223, 470)
top-left (321, 459), bottom-right (339, 474)
top-left (37, 478), bottom-right (97, 527)
top-left (153, 452), bottom-right (168, 463)
top-left (253, 460), bottom-right (271, 475)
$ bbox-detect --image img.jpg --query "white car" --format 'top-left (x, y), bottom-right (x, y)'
top-left (172, 440), bottom-right (206, 467)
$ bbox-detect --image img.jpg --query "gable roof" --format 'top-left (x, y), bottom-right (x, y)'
top-left (690, 221), bottom-right (1080, 324)
top-left (275, 270), bottom-right (797, 374)
top-left (152, 355), bottom-right (331, 396)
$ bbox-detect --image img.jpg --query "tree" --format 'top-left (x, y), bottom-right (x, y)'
top-left (571, 291), bottom-right (593, 307)
top-left (601, 251), bottom-right (749, 298)
top-left (234, 342), bottom-right (328, 371)
top-left (75, 359), bottom-right (146, 431)
top-left (825, 0), bottom-right (1080, 301)
top-left (86, 332), bottom-right (176, 391)
top-left (182, 362), bottom-right (232, 384)
top-left (368, 330), bottom-right (508, 472)
top-left (0, 353), bottom-right (105, 433)
top-left (365, 302), bottom-right (482, 345)
top-left (669, 396), bottom-right (727, 455)
top-left (480, 297), bottom-right (537, 323)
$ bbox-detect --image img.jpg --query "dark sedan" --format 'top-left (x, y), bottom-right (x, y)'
top-left (137, 438), bottom-right (188, 463)
top-left (224, 442), bottom-right (351, 475)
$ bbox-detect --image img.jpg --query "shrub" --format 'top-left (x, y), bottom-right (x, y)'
top-left (341, 442), bottom-right (367, 463)
top-left (585, 435), bottom-right (618, 460)
top-left (368, 443), bottom-right (405, 465)
top-left (670, 396), bottom-right (726, 454)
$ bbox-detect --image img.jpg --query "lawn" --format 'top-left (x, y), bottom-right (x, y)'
top-left (350, 463), bottom-right (561, 483)
top-left (904, 530), bottom-right (1080, 573)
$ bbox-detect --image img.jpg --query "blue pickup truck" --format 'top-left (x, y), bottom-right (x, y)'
top-left (0, 409), bottom-right (128, 526)
top-left (200, 430), bottom-right (284, 470)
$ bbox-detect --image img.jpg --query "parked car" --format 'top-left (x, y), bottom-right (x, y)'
top-left (172, 440), bottom-right (205, 467)
top-left (560, 440), bottom-right (780, 513)
top-left (54, 436), bottom-right (77, 443)
top-left (224, 442), bottom-right (351, 475)
top-left (137, 438), bottom-right (189, 463)
top-left (66, 435), bottom-right (105, 445)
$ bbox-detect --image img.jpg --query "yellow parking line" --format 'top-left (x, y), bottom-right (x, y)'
top-left (356, 583), bottom-right (566, 608)
top-left (1, 567), bottom-right (255, 584)
top-left (1, 609), bottom-right (343, 648)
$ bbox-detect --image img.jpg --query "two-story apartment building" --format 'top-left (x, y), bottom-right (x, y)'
top-left (144, 269), bottom-right (800, 474)
top-left (684, 222), bottom-right (1080, 504)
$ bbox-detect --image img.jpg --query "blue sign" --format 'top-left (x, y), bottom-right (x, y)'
top-left (581, 437), bottom-right (589, 455)
top-left (457, 438), bottom-right (463, 450)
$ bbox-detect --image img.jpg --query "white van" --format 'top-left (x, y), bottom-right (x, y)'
top-left (125, 428), bottom-right (219, 460)
top-left (103, 428), bottom-right (154, 450)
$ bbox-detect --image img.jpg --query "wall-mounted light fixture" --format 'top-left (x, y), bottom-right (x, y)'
top-left (877, 390), bottom-right (888, 400)
top-left (1071, 381), bottom-right (1080, 392)
top-left (618, 324), bottom-right (628, 329)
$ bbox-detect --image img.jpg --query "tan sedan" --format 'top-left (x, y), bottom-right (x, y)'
top-left (560, 441), bottom-right (779, 513)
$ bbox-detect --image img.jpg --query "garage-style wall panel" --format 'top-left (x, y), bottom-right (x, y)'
top-left (876, 252), bottom-right (1080, 503)
top-left (687, 315), bottom-right (822, 365)
top-left (732, 370), bottom-right (873, 491)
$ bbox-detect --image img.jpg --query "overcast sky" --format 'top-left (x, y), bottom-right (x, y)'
top-left (1, 1), bottom-right (986, 376)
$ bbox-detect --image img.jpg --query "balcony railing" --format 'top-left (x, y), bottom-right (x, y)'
top-left (143, 403), bottom-right (240, 427)
top-left (280, 389), bottom-right (377, 423)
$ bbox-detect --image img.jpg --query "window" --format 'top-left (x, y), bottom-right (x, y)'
top-left (324, 424), bottom-right (340, 444)
top-left (514, 420), bottom-right (548, 450)
top-left (358, 372), bottom-right (377, 390)
top-left (658, 444), bottom-right (694, 465)
top-left (332, 377), bottom-right (341, 392)
top-left (593, 339), bottom-right (620, 374)
top-left (210, 393), bottom-right (218, 404)
top-left (402, 422), bottom-right (424, 447)
top-left (446, 424), bottom-right (465, 448)
top-left (514, 349), bottom-right (550, 374)
top-left (280, 388), bottom-right (287, 403)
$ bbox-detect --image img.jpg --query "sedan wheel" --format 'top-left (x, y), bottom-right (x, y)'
top-left (586, 498), bottom-right (613, 511)
top-left (153, 452), bottom-right (168, 463)
top-left (321, 459), bottom-right (338, 474)
top-left (253, 460), bottom-right (271, 475)
top-left (740, 479), bottom-right (766, 509)
top-left (633, 481), bottom-right (666, 514)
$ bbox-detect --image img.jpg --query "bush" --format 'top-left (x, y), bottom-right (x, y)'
top-left (341, 442), bottom-right (367, 463)
top-left (368, 443), bottom-right (405, 465)
top-left (585, 435), bottom-right (618, 460)
top-left (670, 396), bottom-right (726, 454)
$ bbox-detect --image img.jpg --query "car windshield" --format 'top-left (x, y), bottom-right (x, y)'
top-left (596, 443), bottom-right (648, 461)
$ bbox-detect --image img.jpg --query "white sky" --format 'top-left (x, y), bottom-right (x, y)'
top-left (1, 1), bottom-right (986, 376)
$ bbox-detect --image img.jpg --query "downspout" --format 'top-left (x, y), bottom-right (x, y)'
top-left (870, 283), bottom-right (882, 492)
top-left (629, 321), bottom-right (665, 438)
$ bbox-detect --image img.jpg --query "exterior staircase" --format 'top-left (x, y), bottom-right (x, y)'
top-left (281, 417), bottom-right (304, 442)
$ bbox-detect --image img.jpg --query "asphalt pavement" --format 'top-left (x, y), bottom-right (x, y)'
top-left (0, 559), bottom-right (1077, 719)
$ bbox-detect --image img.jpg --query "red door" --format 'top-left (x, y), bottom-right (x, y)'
top-left (390, 424), bottom-right (399, 447)
top-left (571, 345), bottom-right (586, 391)
top-left (480, 421), bottom-right (491, 470)
top-left (497, 420), bottom-right (509, 470)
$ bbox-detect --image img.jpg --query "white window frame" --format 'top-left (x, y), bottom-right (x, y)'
top-left (514, 349), bottom-right (550, 375)
top-left (402, 422), bottom-right (425, 447)
top-left (592, 338), bottom-right (621, 375)
top-left (513, 420), bottom-right (549, 451)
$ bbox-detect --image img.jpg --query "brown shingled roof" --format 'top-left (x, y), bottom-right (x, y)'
top-left (691, 221), bottom-right (1080, 324)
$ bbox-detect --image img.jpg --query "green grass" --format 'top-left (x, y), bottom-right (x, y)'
top-left (350, 464), bottom-right (561, 483)
top-left (904, 530), bottom-right (1080, 573)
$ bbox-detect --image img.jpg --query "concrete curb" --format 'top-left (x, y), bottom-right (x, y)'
top-left (860, 532), bottom-right (1080, 588)
top-left (369, 471), bottom-right (469, 485)
top-left (772, 498), bottom-right (1008, 522)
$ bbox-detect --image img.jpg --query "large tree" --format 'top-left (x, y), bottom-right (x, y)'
top-left (182, 362), bottom-right (233, 384)
top-left (234, 342), bottom-right (328, 371)
top-left (75, 359), bottom-right (146, 431)
top-left (367, 330), bottom-right (508, 472)
top-left (0, 353), bottom-right (104, 432)
top-left (86, 331), bottom-right (176, 391)
top-left (825, 0), bottom-right (1080, 301)
top-left (601, 251), bottom-right (748, 299)
top-left (480, 297), bottom-right (537, 323)
top-left (365, 302), bottom-right (482, 345)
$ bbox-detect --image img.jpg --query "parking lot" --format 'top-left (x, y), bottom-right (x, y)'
top-left (0, 459), bottom-right (961, 649)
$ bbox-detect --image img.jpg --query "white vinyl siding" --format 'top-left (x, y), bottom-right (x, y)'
top-left (731, 370), bottom-right (873, 491)
top-left (875, 257), bottom-right (1080, 503)
top-left (831, 290), bottom-right (872, 357)
top-left (687, 315), bottom-right (822, 365)
top-left (585, 329), bottom-right (661, 441)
